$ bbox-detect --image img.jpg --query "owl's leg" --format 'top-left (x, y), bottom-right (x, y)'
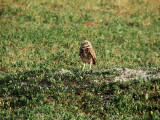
top-left (82, 63), bottom-right (85, 71)
top-left (89, 61), bottom-right (92, 70)
top-left (89, 61), bottom-right (93, 73)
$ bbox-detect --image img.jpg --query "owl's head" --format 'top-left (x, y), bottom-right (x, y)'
top-left (81, 40), bottom-right (92, 48)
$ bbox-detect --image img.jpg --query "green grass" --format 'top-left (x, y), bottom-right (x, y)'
top-left (0, 0), bottom-right (160, 119)
top-left (1, 70), bottom-right (160, 119)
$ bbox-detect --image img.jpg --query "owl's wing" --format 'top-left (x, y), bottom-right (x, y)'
top-left (88, 48), bottom-right (96, 65)
top-left (79, 47), bottom-right (83, 58)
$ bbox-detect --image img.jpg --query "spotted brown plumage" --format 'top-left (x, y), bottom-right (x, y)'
top-left (79, 40), bottom-right (96, 71)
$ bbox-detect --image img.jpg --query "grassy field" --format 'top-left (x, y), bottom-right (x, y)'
top-left (0, 0), bottom-right (160, 119)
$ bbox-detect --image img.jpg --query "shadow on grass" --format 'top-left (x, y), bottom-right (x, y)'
top-left (0, 69), bottom-right (160, 119)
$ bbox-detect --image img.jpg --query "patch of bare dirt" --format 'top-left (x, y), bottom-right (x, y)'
top-left (53, 68), bottom-right (160, 82)
top-left (112, 68), bottom-right (160, 81)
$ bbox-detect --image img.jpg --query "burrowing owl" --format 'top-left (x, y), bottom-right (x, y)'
top-left (79, 40), bottom-right (96, 71)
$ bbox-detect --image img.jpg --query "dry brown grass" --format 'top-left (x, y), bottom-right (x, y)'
top-left (105, 0), bottom-right (159, 27)
top-left (112, 0), bottom-right (160, 15)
